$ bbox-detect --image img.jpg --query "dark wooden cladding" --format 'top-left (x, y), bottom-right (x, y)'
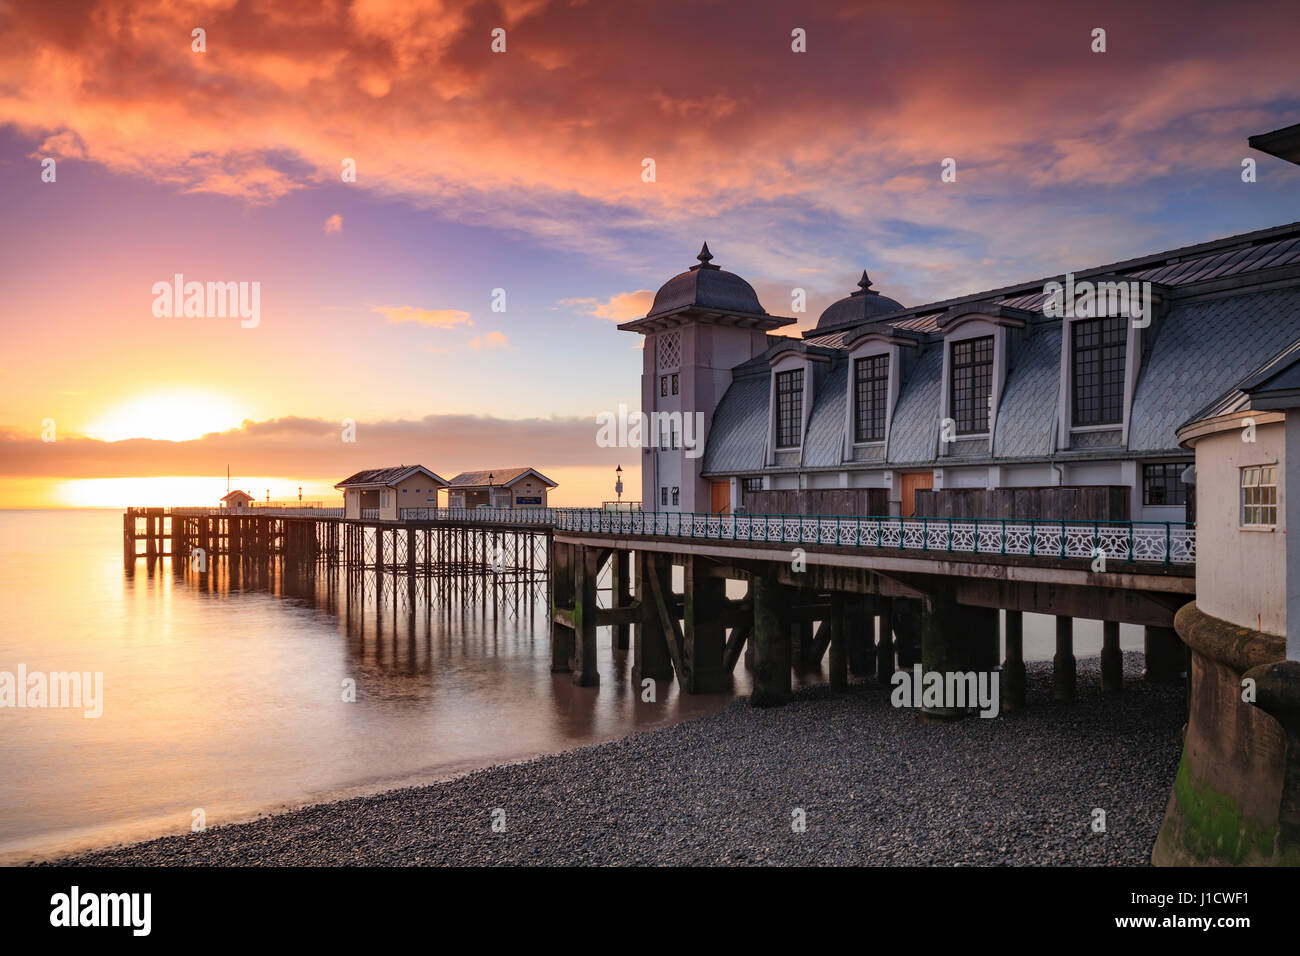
top-left (913, 485), bottom-right (1130, 521)
top-left (743, 488), bottom-right (890, 516)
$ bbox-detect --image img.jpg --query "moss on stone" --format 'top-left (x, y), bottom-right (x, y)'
top-left (1170, 756), bottom-right (1277, 864)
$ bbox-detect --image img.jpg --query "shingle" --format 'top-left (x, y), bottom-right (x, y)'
top-left (992, 327), bottom-right (1059, 458)
top-left (802, 357), bottom-right (847, 467)
top-left (1130, 286), bottom-right (1300, 451)
top-left (702, 374), bottom-right (770, 473)
top-left (886, 344), bottom-right (943, 464)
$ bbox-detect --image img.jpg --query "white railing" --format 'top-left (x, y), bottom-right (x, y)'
top-left (550, 511), bottom-right (1196, 566)
top-left (165, 506), bottom-right (344, 517)
top-left (398, 507), bottom-right (601, 524)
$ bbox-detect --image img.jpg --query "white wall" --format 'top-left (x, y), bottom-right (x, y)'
top-left (1194, 422), bottom-right (1286, 636)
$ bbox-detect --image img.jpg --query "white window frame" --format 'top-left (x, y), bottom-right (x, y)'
top-left (1240, 464), bottom-right (1278, 529)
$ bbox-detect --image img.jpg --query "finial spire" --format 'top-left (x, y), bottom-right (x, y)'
top-left (689, 242), bottom-right (720, 271)
top-left (857, 270), bottom-right (875, 293)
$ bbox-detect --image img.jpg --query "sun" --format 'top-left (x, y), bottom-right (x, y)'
top-left (83, 389), bottom-right (247, 442)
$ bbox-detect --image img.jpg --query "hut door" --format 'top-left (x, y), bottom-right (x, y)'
top-left (900, 471), bottom-right (933, 517)
top-left (710, 481), bottom-right (731, 515)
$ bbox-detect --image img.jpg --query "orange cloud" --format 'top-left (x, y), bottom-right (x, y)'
top-left (0, 0), bottom-right (1291, 257)
top-left (371, 304), bottom-right (472, 328)
top-left (324, 213), bottom-right (343, 234)
top-left (469, 331), bottom-right (510, 351)
top-left (560, 290), bottom-right (655, 321)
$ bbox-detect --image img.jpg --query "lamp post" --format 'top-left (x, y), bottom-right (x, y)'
top-left (615, 464), bottom-right (623, 504)
top-left (487, 473), bottom-right (494, 510)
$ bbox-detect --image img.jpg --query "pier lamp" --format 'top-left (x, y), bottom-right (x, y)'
top-left (488, 473), bottom-right (494, 509)
top-left (615, 465), bottom-right (623, 502)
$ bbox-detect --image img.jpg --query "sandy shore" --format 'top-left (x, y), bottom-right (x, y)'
top-left (45, 652), bottom-right (1184, 866)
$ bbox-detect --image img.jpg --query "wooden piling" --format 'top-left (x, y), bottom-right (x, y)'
top-left (633, 550), bottom-right (674, 685)
top-left (571, 545), bottom-right (600, 686)
top-left (1054, 615), bottom-right (1077, 702)
top-left (682, 555), bottom-right (727, 693)
top-left (751, 569), bottom-right (792, 707)
top-left (1101, 620), bottom-right (1123, 694)
top-left (1002, 610), bottom-right (1026, 711)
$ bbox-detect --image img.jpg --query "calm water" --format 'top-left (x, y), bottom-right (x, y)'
top-left (0, 510), bottom-right (1143, 863)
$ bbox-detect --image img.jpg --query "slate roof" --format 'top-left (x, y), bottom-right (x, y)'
top-left (335, 466), bottom-right (448, 488)
top-left (802, 358), bottom-right (847, 467)
top-left (448, 468), bottom-right (557, 488)
top-left (1131, 286), bottom-right (1300, 450)
top-left (701, 372), bottom-right (770, 474)
top-left (992, 326), bottom-right (1059, 459)
top-left (699, 220), bottom-right (1300, 475)
top-left (884, 344), bottom-right (942, 465)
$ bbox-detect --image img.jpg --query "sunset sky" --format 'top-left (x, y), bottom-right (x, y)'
top-left (1, 0), bottom-right (1298, 507)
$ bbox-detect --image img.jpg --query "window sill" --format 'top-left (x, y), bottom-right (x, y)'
top-left (1070, 424), bottom-right (1123, 433)
top-left (1239, 524), bottom-right (1277, 533)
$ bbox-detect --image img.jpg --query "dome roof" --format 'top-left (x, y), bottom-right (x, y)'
top-left (647, 244), bottom-right (767, 318)
top-left (816, 271), bottom-right (904, 329)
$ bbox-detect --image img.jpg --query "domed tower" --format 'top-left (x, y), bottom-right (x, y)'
top-left (619, 244), bottom-right (794, 512)
top-left (815, 271), bottom-right (905, 331)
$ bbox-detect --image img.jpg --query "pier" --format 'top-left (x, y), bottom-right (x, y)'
top-left (125, 505), bottom-right (1195, 711)
top-left (123, 505), bottom-right (552, 616)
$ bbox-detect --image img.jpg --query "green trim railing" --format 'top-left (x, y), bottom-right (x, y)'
top-left (547, 511), bottom-right (1195, 566)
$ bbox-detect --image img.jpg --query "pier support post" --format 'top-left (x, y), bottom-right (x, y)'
top-left (828, 594), bottom-right (848, 693)
top-left (920, 586), bottom-right (966, 720)
top-left (550, 541), bottom-right (574, 674)
top-left (612, 550), bottom-right (631, 651)
top-left (894, 599), bottom-right (922, 669)
top-left (1054, 616), bottom-right (1076, 702)
top-left (847, 596), bottom-right (873, 677)
top-left (571, 546), bottom-right (600, 686)
top-left (1143, 625), bottom-right (1184, 683)
top-left (752, 569), bottom-right (792, 707)
top-left (682, 555), bottom-right (727, 693)
top-left (792, 619), bottom-right (817, 674)
top-left (1101, 620), bottom-right (1123, 694)
top-left (1001, 610), bottom-right (1026, 711)
top-left (876, 596), bottom-right (895, 685)
top-left (967, 606), bottom-right (1000, 673)
top-left (633, 551), bottom-right (674, 686)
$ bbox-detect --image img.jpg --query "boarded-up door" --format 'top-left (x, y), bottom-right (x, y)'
top-left (710, 481), bottom-right (731, 514)
top-left (900, 471), bottom-right (933, 517)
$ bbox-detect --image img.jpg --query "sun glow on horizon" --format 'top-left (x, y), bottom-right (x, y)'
top-left (83, 390), bottom-right (249, 443)
top-left (54, 476), bottom-right (343, 509)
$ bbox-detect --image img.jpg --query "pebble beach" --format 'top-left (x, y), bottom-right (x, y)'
top-left (46, 652), bottom-right (1185, 866)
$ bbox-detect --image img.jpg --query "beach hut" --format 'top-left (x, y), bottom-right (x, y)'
top-left (447, 468), bottom-right (557, 510)
top-left (335, 466), bottom-right (450, 520)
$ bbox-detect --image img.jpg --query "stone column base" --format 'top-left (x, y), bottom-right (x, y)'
top-left (1152, 602), bottom-right (1297, 866)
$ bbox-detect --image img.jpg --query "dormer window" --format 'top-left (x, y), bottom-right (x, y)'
top-left (1072, 316), bottom-right (1126, 426)
top-left (951, 336), bottom-right (993, 434)
top-left (854, 354), bottom-right (889, 443)
top-left (775, 368), bottom-right (804, 448)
